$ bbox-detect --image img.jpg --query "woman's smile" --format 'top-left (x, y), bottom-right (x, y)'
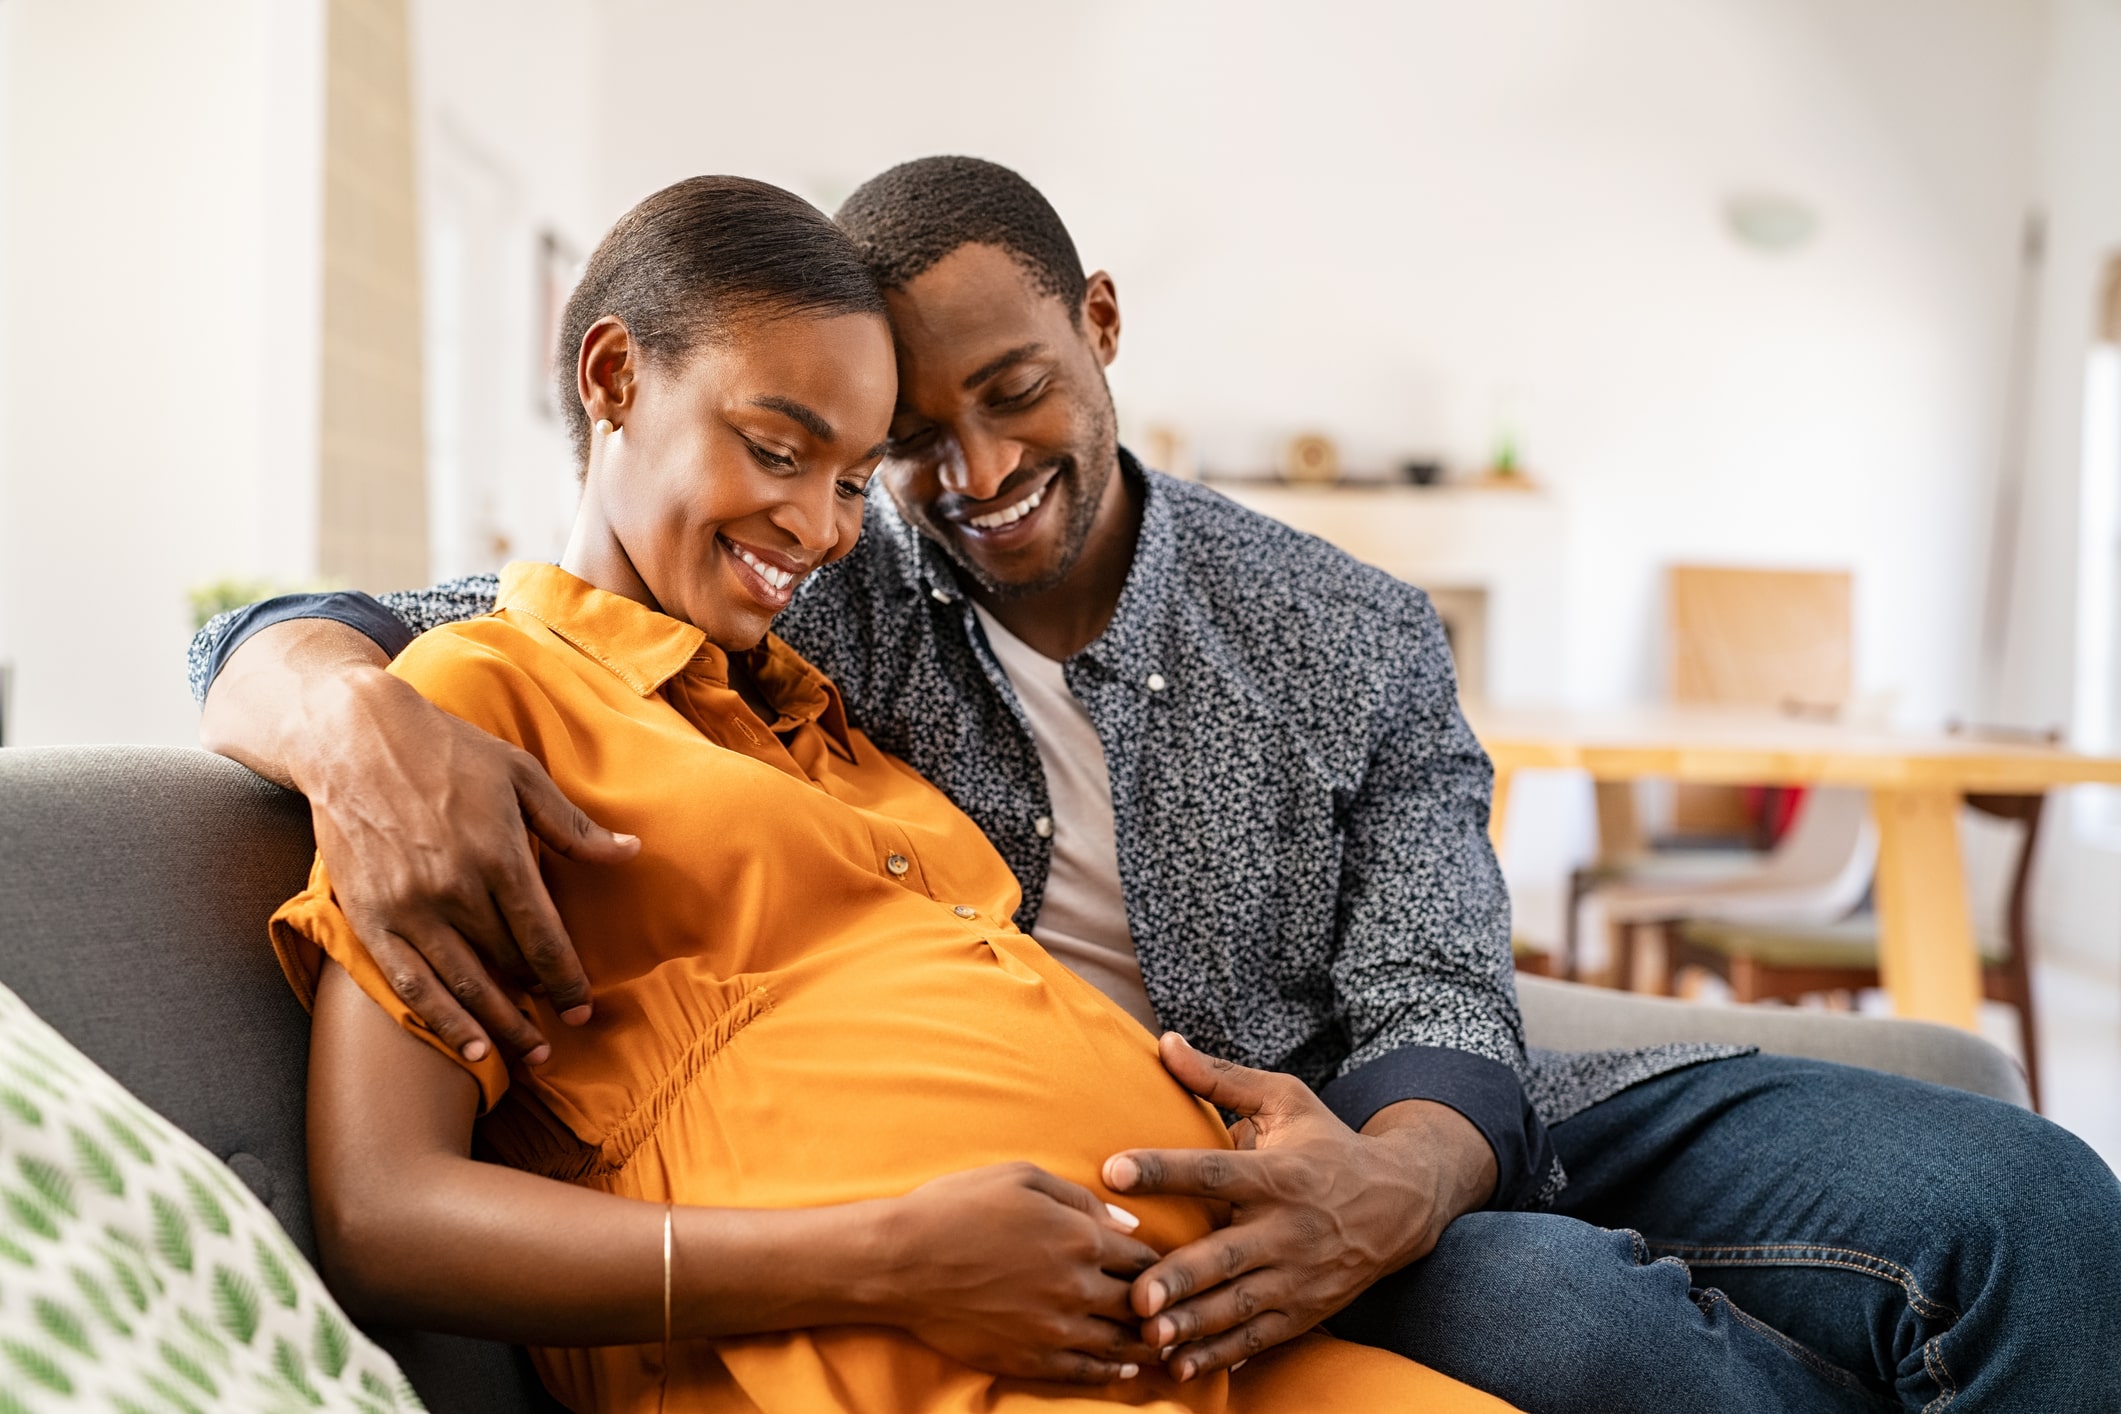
top-left (722, 533), bottom-right (810, 610)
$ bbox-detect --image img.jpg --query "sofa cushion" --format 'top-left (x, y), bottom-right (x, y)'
top-left (0, 979), bottom-right (424, 1410)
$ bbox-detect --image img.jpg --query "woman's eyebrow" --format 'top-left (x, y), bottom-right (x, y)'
top-left (749, 395), bottom-right (834, 441)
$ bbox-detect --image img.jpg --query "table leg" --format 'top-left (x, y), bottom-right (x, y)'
top-left (1870, 787), bottom-right (1982, 1030)
top-left (1488, 766), bottom-right (1513, 857)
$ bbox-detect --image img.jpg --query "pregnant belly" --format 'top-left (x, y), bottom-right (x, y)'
top-left (559, 924), bottom-right (1233, 1253)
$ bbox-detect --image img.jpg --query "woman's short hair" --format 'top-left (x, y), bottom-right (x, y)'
top-left (555, 175), bottom-right (886, 467)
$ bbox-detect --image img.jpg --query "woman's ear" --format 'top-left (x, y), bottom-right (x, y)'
top-left (578, 317), bottom-right (638, 428)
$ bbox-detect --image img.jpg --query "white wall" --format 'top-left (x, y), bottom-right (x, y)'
top-left (0, 0), bottom-right (323, 746)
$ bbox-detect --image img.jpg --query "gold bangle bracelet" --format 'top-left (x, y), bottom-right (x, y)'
top-left (660, 1202), bottom-right (674, 1410)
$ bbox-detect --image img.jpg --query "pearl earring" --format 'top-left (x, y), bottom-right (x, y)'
top-left (594, 418), bottom-right (614, 437)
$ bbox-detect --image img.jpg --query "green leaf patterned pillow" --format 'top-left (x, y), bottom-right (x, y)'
top-left (0, 982), bottom-right (424, 1413)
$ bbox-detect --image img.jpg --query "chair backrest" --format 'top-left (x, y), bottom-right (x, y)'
top-left (1665, 564), bottom-right (1854, 842)
top-left (1668, 565), bottom-right (1853, 711)
top-left (0, 745), bottom-right (558, 1414)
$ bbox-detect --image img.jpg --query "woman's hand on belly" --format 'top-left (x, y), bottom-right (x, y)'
top-left (863, 1161), bottom-right (1163, 1385)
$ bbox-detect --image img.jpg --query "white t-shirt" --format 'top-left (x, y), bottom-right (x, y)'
top-left (970, 602), bottom-right (1161, 1033)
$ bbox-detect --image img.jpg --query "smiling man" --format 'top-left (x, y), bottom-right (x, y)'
top-left (190, 158), bottom-right (2121, 1413)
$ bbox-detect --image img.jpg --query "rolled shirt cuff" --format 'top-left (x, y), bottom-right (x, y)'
top-left (205, 591), bottom-right (416, 690)
top-left (1319, 1044), bottom-right (1557, 1212)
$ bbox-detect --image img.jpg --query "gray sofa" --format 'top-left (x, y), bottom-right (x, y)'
top-left (0, 745), bottom-right (2030, 1411)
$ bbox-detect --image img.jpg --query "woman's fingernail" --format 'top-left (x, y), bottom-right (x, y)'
top-left (524, 1043), bottom-right (552, 1066)
top-left (1176, 1360), bottom-right (1196, 1382)
top-left (1118, 1363), bottom-right (1140, 1380)
top-left (614, 833), bottom-right (640, 847)
top-left (1160, 1344), bottom-right (1175, 1360)
top-left (1105, 1156), bottom-right (1139, 1190)
top-left (461, 1039), bottom-right (489, 1062)
top-left (1143, 1280), bottom-right (1167, 1316)
top-left (560, 1004), bottom-right (593, 1026)
top-left (1104, 1202), bottom-right (1140, 1231)
top-left (1232, 1358), bottom-right (1248, 1372)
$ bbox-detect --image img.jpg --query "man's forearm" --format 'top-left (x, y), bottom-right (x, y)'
top-left (199, 618), bottom-right (394, 792)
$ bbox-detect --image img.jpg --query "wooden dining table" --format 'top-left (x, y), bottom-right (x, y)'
top-left (1468, 704), bottom-right (2121, 1030)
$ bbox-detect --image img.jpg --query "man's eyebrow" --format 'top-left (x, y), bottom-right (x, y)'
top-left (858, 439), bottom-right (891, 461)
top-left (750, 395), bottom-right (834, 441)
top-left (961, 342), bottom-right (1045, 391)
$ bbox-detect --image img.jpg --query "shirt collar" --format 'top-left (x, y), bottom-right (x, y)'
top-left (496, 561), bottom-right (855, 753)
top-left (498, 561), bottom-right (704, 695)
top-left (1075, 447), bottom-right (1178, 679)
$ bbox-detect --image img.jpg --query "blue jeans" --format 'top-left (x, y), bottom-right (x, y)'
top-left (1330, 1054), bottom-right (2121, 1411)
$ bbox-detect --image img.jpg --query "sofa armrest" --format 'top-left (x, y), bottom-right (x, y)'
top-left (1517, 975), bottom-right (2031, 1109)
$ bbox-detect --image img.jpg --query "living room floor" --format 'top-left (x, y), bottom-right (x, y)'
top-left (2009, 956), bottom-right (2121, 1174)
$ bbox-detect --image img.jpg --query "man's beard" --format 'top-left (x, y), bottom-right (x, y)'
top-left (939, 395), bottom-right (1118, 603)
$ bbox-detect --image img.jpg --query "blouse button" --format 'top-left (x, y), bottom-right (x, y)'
top-left (1034, 816), bottom-right (1054, 839)
top-left (930, 586), bottom-right (956, 604)
top-left (886, 854), bottom-right (910, 876)
top-left (953, 905), bottom-right (978, 919)
top-left (1146, 672), bottom-right (1167, 692)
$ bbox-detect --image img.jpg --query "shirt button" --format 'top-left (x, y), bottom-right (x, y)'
top-left (953, 905), bottom-right (977, 918)
top-left (1146, 672), bottom-right (1167, 692)
top-left (1034, 815), bottom-right (1054, 839)
top-left (930, 586), bottom-right (956, 604)
top-left (886, 854), bottom-right (910, 876)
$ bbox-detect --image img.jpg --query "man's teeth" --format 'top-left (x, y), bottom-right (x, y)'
top-left (733, 545), bottom-right (795, 592)
top-left (968, 485), bottom-right (1045, 530)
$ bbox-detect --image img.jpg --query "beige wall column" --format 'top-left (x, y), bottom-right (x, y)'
top-left (319, 0), bottom-right (428, 591)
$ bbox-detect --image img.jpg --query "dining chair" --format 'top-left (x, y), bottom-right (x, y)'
top-left (1580, 787), bottom-right (1876, 991)
top-left (1667, 792), bottom-right (2046, 1110)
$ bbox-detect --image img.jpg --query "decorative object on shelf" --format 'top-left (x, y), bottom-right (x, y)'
top-left (1142, 424), bottom-right (1197, 480)
top-left (1400, 458), bottom-right (1443, 486)
top-left (1476, 430), bottom-right (1537, 490)
top-left (1281, 432), bottom-right (1341, 485)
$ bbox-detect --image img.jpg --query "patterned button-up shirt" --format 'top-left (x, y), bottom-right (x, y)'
top-left (193, 453), bottom-right (1743, 1209)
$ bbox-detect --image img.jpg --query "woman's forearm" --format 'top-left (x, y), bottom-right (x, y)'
top-left (325, 1149), bottom-right (899, 1345)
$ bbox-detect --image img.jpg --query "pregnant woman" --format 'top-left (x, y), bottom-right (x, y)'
top-left (271, 174), bottom-right (1510, 1413)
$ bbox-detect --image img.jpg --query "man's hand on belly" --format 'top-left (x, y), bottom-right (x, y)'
top-left (1101, 1034), bottom-right (1499, 1383)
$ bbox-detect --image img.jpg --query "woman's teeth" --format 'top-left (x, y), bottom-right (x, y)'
top-left (732, 545), bottom-right (796, 591)
top-left (968, 485), bottom-right (1045, 530)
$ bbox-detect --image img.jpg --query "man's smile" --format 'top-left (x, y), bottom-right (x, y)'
top-left (944, 465), bottom-right (1064, 547)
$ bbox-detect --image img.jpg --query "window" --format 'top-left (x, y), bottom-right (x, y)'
top-left (2072, 254), bottom-right (2121, 844)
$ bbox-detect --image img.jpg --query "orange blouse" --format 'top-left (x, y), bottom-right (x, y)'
top-left (271, 561), bottom-right (1513, 1414)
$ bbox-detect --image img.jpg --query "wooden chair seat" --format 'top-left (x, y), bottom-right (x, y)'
top-left (1676, 916), bottom-right (2010, 972)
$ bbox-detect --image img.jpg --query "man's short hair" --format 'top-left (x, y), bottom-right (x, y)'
top-left (835, 156), bottom-right (1087, 319)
